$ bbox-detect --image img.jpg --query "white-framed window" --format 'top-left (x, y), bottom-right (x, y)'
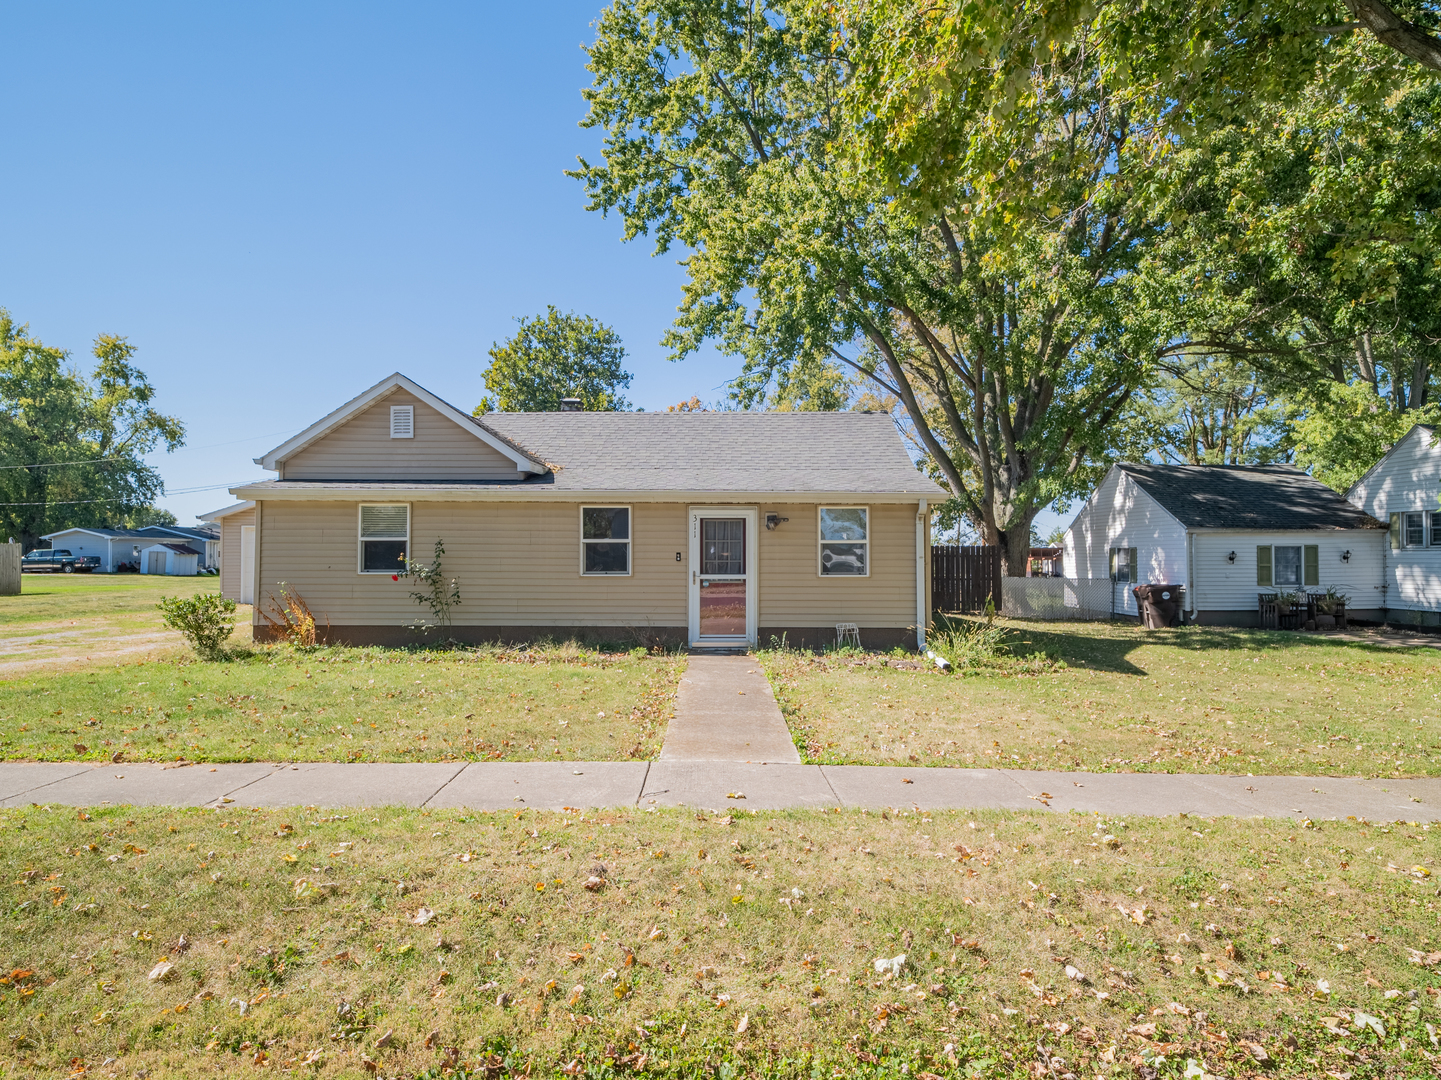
top-left (390, 405), bottom-right (414, 439)
top-left (581, 506), bottom-right (630, 575)
top-left (1272, 544), bottom-right (1303, 587)
top-left (358, 504), bottom-right (409, 573)
top-left (1404, 511), bottom-right (1426, 548)
top-left (1108, 546), bottom-right (1137, 583)
top-left (1431, 512), bottom-right (1441, 547)
top-left (819, 506), bottom-right (868, 576)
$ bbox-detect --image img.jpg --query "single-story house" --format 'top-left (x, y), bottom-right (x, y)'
top-left (1346, 424), bottom-right (1441, 626)
top-left (39, 525), bottom-right (219, 572)
top-left (140, 543), bottom-right (199, 576)
top-left (1064, 462), bottom-right (1386, 625)
top-left (198, 501), bottom-right (256, 603)
top-left (227, 373), bottom-right (943, 649)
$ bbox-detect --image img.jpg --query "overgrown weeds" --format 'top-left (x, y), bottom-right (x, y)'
top-left (258, 582), bottom-right (322, 648)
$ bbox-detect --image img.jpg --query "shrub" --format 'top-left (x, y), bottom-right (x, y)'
top-left (157, 592), bottom-right (237, 660)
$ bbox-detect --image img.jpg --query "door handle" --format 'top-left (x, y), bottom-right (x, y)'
top-left (693, 570), bottom-right (697, 583)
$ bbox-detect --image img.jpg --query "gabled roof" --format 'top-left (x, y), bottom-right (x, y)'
top-left (254, 373), bottom-right (548, 475)
top-left (198, 501), bottom-right (255, 522)
top-left (1117, 463), bottom-right (1384, 531)
top-left (143, 543), bottom-right (199, 555)
top-left (475, 411), bottom-right (942, 495)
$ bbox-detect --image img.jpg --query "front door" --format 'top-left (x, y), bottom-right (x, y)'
top-left (688, 507), bottom-right (758, 647)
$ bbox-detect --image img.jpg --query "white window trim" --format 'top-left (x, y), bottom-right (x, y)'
top-left (390, 404), bottom-right (414, 439)
top-left (357, 503), bottom-right (410, 575)
top-left (1272, 543), bottom-right (1304, 588)
top-left (817, 505), bottom-right (870, 578)
top-left (579, 505), bottom-right (632, 577)
top-left (1430, 511), bottom-right (1441, 548)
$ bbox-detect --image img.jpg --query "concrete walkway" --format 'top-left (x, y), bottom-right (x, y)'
top-left (2, 759), bottom-right (1437, 820)
top-left (660, 654), bottom-right (799, 763)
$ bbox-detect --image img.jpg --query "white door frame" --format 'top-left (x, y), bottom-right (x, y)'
top-left (688, 506), bottom-right (758, 647)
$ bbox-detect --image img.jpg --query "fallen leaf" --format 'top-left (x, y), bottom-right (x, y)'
top-left (736, 1013), bottom-right (749, 1034)
top-left (147, 961), bottom-right (175, 982)
top-left (411, 907), bottom-right (436, 926)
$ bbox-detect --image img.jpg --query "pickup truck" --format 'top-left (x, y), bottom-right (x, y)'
top-left (21, 548), bottom-right (102, 573)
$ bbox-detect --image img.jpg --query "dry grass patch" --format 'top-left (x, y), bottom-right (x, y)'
top-left (0, 644), bottom-right (683, 763)
top-left (3, 805), bottom-right (1440, 1078)
top-left (762, 622), bottom-right (1441, 776)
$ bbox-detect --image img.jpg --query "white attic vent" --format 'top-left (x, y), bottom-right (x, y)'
top-left (390, 405), bottom-right (414, 439)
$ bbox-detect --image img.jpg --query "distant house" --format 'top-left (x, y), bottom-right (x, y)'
top-left (140, 543), bottom-right (199, 576)
top-left (224, 372), bottom-right (943, 649)
top-left (39, 525), bottom-right (218, 573)
top-left (1346, 424), bottom-right (1441, 625)
top-left (198, 501), bottom-right (256, 604)
top-left (1064, 463), bottom-right (1386, 624)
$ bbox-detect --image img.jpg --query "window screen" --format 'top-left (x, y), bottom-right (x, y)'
top-left (1273, 545), bottom-right (1302, 588)
top-left (703, 519), bottom-right (746, 575)
top-left (359, 504), bottom-right (408, 572)
top-left (582, 507), bottom-right (630, 574)
top-left (819, 507), bottom-right (867, 576)
top-left (1431, 512), bottom-right (1441, 547)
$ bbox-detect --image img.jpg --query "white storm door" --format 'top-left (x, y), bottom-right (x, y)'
top-left (687, 507), bottom-right (758, 647)
top-left (239, 525), bottom-right (256, 605)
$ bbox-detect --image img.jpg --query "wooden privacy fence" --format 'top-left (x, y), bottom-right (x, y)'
top-left (931, 545), bottom-right (1002, 613)
top-left (0, 541), bottom-right (20, 596)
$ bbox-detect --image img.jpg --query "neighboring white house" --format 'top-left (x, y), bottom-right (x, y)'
top-left (1064, 463), bottom-right (1386, 624)
top-left (140, 543), bottom-right (199, 576)
top-left (197, 501), bottom-right (256, 604)
top-left (1346, 424), bottom-right (1441, 625)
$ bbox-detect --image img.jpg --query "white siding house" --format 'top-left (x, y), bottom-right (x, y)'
top-left (1065, 463), bottom-right (1386, 625)
top-left (1347, 424), bottom-right (1441, 624)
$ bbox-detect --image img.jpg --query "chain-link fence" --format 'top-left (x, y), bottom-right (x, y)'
top-left (1000, 577), bottom-right (1117, 620)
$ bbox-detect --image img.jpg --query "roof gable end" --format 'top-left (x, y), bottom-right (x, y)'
top-left (255, 373), bottom-right (547, 475)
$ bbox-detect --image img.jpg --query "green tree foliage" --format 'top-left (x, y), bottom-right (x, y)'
top-left (476, 307), bottom-right (632, 413)
top-left (0, 312), bottom-right (185, 548)
top-left (116, 506), bottom-right (179, 529)
top-left (573, 0), bottom-right (1203, 574)
top-left (1127, 355), bottom-right (1292, 466)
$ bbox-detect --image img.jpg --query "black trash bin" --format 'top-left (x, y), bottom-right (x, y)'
top-left (1133, 583), bottom-right (1184, 628)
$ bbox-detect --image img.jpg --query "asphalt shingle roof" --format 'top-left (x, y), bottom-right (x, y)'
top-left (467, 411), bottom-right (942, 495)
top-left (1118, 463), bottom-right (1384, 531)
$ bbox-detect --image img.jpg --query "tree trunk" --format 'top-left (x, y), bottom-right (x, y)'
top-left (996, 510), bottom-right (1039, 577)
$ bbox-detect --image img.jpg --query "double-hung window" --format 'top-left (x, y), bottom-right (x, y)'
top-left (1256, 544), bottom-right (1318, 588)
top-left (1109, 547), bottom-right (1137, 583)
top-left (819, 507), bottom-right (868, 576)
top-left (1404, 511), bottom-right (1426, 548)
top-left (581, 506), bottom-right (630, 574)
top-left (1431, 512), bottom-right (1441, 547)
top-left (358, 504), bottom-right (409, 573)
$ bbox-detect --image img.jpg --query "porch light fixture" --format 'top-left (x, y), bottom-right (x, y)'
top-left (765, 513), bottom-right (789, 531)
top-left (1227, 550), bottom-right (1236, 563)
top-left (1342, 549), bottom-right (1352, 562)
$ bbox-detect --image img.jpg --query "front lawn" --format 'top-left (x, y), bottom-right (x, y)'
top-left (0, 572), bottom-right (221, 627)
top-left (0, 644), bottom-right (684, 763)
top-left (3, 804), bottom-right (1437, 1078)
top-left (763, 622), bottom-right (1441, 777)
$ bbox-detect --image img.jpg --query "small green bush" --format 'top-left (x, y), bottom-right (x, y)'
top-left (157, 592), bottom-right (237, 660)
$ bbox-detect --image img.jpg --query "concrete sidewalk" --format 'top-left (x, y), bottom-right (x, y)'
top-left (660, 654), bottom-right (799, 763)
top-left (2, 759), bottom-right (1437, 820)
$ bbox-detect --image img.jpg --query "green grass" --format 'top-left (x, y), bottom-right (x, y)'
top-left (762, 621), bottom-right (1441, 777)
top-left (0, 573), bottom-right (220, 626)
top-left (3, 804), bottom-right (1438, 1078)
top-left (0, 644), bottom-right (684, 763)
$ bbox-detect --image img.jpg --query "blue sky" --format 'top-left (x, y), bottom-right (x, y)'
top-left (0, 2), bottom-right (748, 523)
top-left (1, 2), bottom-right (1065, 538)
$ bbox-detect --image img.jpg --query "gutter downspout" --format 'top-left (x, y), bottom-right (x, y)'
top-left (1185, 531), bottom-right (1195, 623)
top-left (916, 500), bottom-right (928, 651)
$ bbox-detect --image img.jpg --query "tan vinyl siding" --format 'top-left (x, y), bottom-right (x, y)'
top-left (218, 507), bottom-right (255, 601)
top-left (257, 500), bottom-right (687, 627)
top-left (282, 389), bottom-right (520, 481)
top-left (757, 503), bottom-right (917, 627)
top-left (254, 499), bottom-right (921, 630)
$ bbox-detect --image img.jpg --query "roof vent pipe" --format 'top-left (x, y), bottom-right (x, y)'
top-left (558, 398), bottom-right (582, 412)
